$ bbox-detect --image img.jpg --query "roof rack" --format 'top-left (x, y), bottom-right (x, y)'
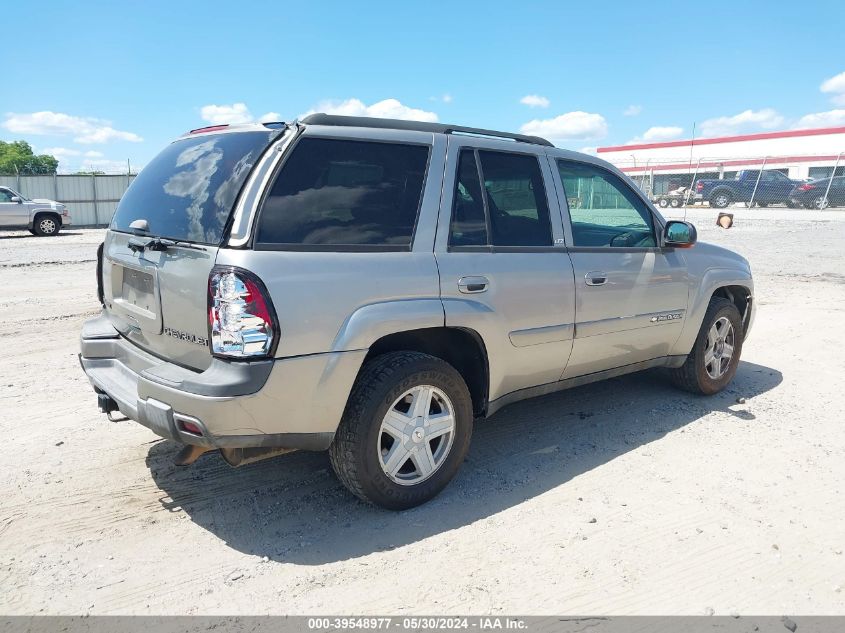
top-left (299, 113), bottom-right (553, 147)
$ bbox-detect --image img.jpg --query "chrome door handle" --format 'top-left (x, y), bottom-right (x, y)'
top-left (585, 271), bottom-right (608, 286)
top-left (458, 276), bottom-right (489, 294)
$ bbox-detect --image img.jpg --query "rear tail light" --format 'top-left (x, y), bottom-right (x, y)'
top-left (208, 267), bottom-right (278, 359)
top-left (798, 183), bottom-right (816, 191)
top-left (695, 181), bottom-right (704, 192)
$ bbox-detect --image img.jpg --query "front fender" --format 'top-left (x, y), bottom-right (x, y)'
top-left (670, 267), bottom-right (754, 356)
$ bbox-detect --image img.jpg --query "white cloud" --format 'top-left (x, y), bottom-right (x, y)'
top-left (2, 111), bottom-right (142, 144)
top-left (699, 108), bottom-right (784, 137)
top-left (578, 146), bottom-right (598, 155)
top-left (84, 150), bottom-right (104, 158)
top-left (441, 94), bottom-right (453, 104)
top-left (200, 103), bottom-right (254, 125)
top-left (199, 104), bottom-right (283, 125)
top-left (41, 146), bottom-right (81, 159)
top-left (793, 109), bottom-right (845, 129)
top-left (519, 111), bottom-right (608, 142)
top-left (639, 126), bottom-right (684, 142)
top-left (820, 71), bottom-right (845, 106)
top-left (520, 94), bottom-right (550, 108)
top-left (821, 71), bottom-right (845, 95)
top-left (301, 98), bottom-right (438, 122)
top-left (623, 105), bottom-right (642, 117)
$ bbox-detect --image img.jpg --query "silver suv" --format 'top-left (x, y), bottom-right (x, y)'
top-left (80, 115), bottom-right (754, 510)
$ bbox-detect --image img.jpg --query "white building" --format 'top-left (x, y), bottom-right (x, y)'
top-left (595, 126), bottom-right (845, 195)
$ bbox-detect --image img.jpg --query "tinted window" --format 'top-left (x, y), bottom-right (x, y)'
top-left (480, 151), bottom-right (552, 247)
top-left (256, 138), bottom-right (429, 248)
top-left (449, 150), bottom-right (488, 246)
top-left (0, 189), bottom-right (12, 202)
top-left (111, 130), bottom-right (277, 244)
top-left (557, 161), bottom-right (656, 248)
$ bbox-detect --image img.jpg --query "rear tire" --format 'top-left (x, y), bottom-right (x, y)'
top-left (329, 351), bottom-right (473, 510)
top-left (658, 198), bottom-right (669, 208)
top-left (33, 214), bottom-right (61, 236)
top-left (710, 191), bottom-right (732, 209)
top-left (670, 297), bottom-right (743, 395)
top-left (811, 195), bottom-right (830, 210)
top-left (669, 198), bottom-right (681, 208)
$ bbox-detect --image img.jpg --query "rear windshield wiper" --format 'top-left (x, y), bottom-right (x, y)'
top-left (128, 237), bottom-right (207, 253)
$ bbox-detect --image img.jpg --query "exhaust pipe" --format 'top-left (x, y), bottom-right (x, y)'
top-left (219, 446), bottom-right (296, 467)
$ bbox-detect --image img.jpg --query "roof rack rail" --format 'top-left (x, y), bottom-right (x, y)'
top-left (299, 113), bottom-right (553, 147)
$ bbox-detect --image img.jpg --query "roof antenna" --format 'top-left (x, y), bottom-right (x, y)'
top-left (684, 122), bottom-right (696, 222)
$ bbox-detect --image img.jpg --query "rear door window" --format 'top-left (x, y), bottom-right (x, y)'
top-left (111, 130), bottom-right (278, 244)
top-left (448, 149), bottom-right (552, 248)
top-left (256, 138), bottom-right (430, 249)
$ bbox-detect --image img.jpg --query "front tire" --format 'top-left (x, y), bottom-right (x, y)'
top-left (33, 214), bottom-right (61, 236)
top-left (670, 297), bottom-right (743, 395)
top-left (329, 351), bottom-right (473, 510)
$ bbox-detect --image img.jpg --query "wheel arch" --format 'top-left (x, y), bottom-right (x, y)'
top-left (711, 284), bottom-right (753, 335)
top-left (670, 270), bottom-right (754, 357)
top-left (363, 327), bottom-right (490, 418)
top-left (31, 209), bottom-right (62, 230)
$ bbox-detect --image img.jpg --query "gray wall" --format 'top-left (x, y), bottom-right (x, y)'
top-left (0, 174), bottom-right (135, 226)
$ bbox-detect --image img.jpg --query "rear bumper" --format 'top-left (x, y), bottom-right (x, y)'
top-left (79, 312), bottom-right (366, 451)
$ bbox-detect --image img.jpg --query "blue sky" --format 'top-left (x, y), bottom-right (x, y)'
top-left (4, 0), bottom-right (845, 172)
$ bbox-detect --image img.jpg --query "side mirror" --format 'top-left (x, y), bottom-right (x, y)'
top-left (664, 220), bottom-right (697, 248)
top-left (10, 196), bottom-right (22, 203)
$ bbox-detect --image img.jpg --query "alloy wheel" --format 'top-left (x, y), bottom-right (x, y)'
top-left (39, 218), bottom-right (57, 234)
top-left (377, 385), bottom-right (456, 485)
top-left (704, 316), bottom-right (735, 379)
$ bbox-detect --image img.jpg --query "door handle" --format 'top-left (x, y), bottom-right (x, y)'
top-left (458, 276), bottom-right (489, 294)
top-left (585, 271), bottom-right (608, 286)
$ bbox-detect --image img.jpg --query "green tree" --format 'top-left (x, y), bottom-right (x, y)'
top-left (0, 141), bottom-right (59, 175)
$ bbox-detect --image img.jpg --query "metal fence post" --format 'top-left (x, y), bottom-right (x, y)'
top-left (749, 158), bottom-right (767, 208)
top-left (684, 158), bottom-right (702, 207)
top-left (92, 173), bottom-right (99, 225)
top-left (53, 172), bottom-right (59, 201)
top-left (822, 152), bottom-right (843, 209)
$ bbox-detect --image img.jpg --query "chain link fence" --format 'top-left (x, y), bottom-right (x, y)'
top-left (610, 151), bottom-right (845, 211)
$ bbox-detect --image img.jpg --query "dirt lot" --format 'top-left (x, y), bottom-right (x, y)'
top-left (2, 208), bottom-right (844, 615)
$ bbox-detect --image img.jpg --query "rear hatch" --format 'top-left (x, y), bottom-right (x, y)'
top-left (102, 127), bottom-right (281, 370)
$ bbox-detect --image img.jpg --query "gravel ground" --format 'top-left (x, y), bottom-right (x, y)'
top-left (1, 208), bottom-right (844, 615)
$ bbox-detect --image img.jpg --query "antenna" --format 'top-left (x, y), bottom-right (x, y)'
top-left (684, 122), bottom-right (696, 222)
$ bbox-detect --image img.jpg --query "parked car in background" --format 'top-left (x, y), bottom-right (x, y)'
top-left (694, 170), bottom-right (802, 208)
top-left (79, 115), bottom-right (755, 510)
top-left (0, 186), bottom-right (70, 235)
top-left (789, 176), bottom-right (845, 209)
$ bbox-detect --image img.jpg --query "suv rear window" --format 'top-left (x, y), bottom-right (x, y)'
top-left (111, 130), bottom-right (277, 244)
top-left (255, 138), bottom-right (430, 249)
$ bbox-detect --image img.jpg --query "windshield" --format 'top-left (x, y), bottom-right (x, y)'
top-left (111, 129), bottom-right (279, 244)
top-left (0, 187), bottom-right (29, 201)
